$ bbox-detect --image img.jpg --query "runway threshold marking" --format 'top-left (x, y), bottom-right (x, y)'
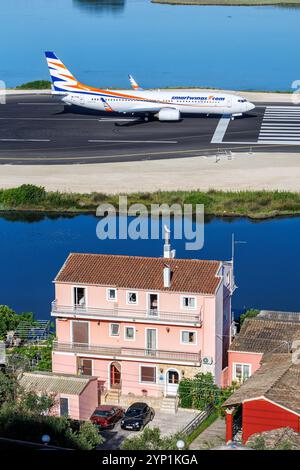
top-left (258, 105), bottom-right (300, 144)
top-left (210, 115), bottom-right (231, 143)
top-left (88, 140), bottom-right (178, 144)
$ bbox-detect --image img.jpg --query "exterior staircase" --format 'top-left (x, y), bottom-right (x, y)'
top-left (104, 388), bottom-right (121, 405)
top-left (160, 396), bottom-right (178, 414)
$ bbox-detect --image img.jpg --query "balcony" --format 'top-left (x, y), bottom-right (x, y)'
top-left (53, 340), bottom-right (202, 365)
top-left (51, 301), bottom-right (202, 326)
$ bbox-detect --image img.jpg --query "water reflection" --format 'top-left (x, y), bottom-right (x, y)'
top-left (73, 0), bottom-right (126, 14)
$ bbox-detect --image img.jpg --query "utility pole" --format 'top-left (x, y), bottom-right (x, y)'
top-left (231, 233), bottom-right (247, 292)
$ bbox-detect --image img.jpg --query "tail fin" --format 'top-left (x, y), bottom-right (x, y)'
top-left (128, 74), bottom-right (142, 90)
top-left (45, 51), bottom-right (79, 92)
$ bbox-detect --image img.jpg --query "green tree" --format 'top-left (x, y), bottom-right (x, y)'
top-left (16, 80), bottom-right (51, 90)
top-left (121, 427), bottom-right (187, 451)
top-left (0, 371), bottom-right (15, 406)
top-left (0, 305), bottom-right (37, 340)
top-left (179, 373), bottom-right (219, 410)
top-left (10, 338), bottom-right (53, 372)
top-left (239, 309), bottom-right (259, 326)
top-left (0, 305), bottom-right (19, 339)
top-left (19, 391), bottom-right (55, 415)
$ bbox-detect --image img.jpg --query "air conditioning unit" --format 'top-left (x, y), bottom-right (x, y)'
top-left (202, 356), bottom-right (213, 365)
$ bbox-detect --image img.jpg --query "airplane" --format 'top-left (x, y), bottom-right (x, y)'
top-left (45, 52), bottom-right (255, 121)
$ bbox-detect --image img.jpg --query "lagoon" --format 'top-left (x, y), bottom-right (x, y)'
top-left (0, 213), bottom-right (299, 320)
top-left (1, 0), bottom-right (300, 91)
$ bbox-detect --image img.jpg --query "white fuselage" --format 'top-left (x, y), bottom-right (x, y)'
top-left (62, 89), bottom-right (255, 116)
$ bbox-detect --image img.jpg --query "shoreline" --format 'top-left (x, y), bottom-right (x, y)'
top-left (152, 0), bottom-right (300, 5)
top-left (1, 183), bottom-right (300, 220)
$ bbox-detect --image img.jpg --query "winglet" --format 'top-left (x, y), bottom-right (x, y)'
top-left (128, 74), bottom-right (143, 90)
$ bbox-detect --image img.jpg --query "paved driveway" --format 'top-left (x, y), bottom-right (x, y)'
top-left (97, 409), bottom-right (198, 450)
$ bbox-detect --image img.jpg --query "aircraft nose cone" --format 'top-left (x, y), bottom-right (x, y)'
top-left (247, 102), bottom-right (255, 112)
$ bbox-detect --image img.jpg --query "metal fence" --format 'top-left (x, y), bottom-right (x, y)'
top-left (181, 405), bottom-right (214, 437)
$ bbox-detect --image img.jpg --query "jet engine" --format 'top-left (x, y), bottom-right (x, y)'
top-left (157, 108), bottom-right (181, 121)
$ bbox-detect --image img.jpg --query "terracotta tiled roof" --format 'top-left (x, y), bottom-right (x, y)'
top-left (258, 310), bottom-right (300, 323)
top-left (229, 318), bottom-right (300, 353)
top-left (223, 354), bottom-right (300, 415)
top-left (247, 427), bottom-right (300, 450)
top-left (55, 253), bottom-right (222, 295)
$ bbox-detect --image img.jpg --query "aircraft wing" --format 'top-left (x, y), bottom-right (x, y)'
top-left (124, 105), bottom-right (163, 113)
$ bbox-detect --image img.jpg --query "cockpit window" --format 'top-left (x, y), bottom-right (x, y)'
top-left (238, 99), bottom-right (247, 103)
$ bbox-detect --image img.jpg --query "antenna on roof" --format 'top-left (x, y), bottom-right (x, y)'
top-left (163, 225), bottom-right (176, 259)
top-left (231, 233), bottom-right (246, 292)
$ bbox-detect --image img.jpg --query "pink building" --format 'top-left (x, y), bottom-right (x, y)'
top-left (52, 239), bottom-right (233, 408)
top-left (226, 311), bottom-right (300, 386)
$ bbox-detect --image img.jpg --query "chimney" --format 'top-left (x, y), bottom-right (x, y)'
top-left (163, 225), bottom-right (176, 259)
top-left (163, 264), bottom-right (171, 288)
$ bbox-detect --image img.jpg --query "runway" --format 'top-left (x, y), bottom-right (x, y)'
top-left (1, 94), bottom-right (300, 165)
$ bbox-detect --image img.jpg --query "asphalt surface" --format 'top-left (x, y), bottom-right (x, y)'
top-left (1, 94), bottom-right (300, 165)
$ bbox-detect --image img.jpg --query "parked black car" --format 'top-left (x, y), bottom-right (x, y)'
top-left (120, 402), bottom-right (155, 431)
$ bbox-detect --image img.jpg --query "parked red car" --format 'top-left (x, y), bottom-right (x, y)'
top-left (90, 405), bottom-right (124, 429)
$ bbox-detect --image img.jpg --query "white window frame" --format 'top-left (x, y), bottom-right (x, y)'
top-left (232, 363), bottom-right (251, 382)
top-left (72, 285), bottom-right (88, 308)
top-left (126, 291), bottom-right (138, 305)
top-left (145, 327), bottom-right (158, 350)
top-left (181, 295), bottom-right (197, 310)
top-left (109, 323), bottom-right (120, 337)
top-left (139, 365), bottom-right (157, 385)
top-left (106, 288), bottom-right (117, 301)
top-left (124, 325), bottom-right (135, 341)
top-left (180, 330), bottom-right (198, 346)
top-left (146, 292), bottom-right (160, 317)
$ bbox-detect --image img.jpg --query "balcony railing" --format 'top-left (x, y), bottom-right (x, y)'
top-left (53, 340), bottom-right (201, 364)
top-left (51, 301), bottom-right (202, 325)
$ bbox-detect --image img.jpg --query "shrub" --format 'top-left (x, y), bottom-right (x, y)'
top-left (178, 378), bottom-right (193, 408)
top-left (0, 408), bottom-right (103, 449)
top-left (178, 372), bottom-right (236, 412)
top-left (76, 421), bottom-right (103, 450)
top-left (0, 185), bottom-right (46, 207)
top-left (16, 80), bottom-right (51, 90)
top-left (121, 427), bottom-right (187, 451)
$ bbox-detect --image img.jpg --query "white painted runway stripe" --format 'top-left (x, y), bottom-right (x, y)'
top-left (261, 124), bottom-right (300, 126)
top-left (265, 106), bottom-right (300, 109)
top-left (88, 139), bottom-right (177, 144)
top-left (265, 111), bottom-right (300, 116)
top-left (259, 134), bottom-right (300, 137)
top-left (257, 140), bottom-right (300, 145)
top-left (262, 118), bottom-right (300, 121)
top-left (211, 115), bottom-right (231, 143)
top-left (258, 136), bottom-right (300, 140)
